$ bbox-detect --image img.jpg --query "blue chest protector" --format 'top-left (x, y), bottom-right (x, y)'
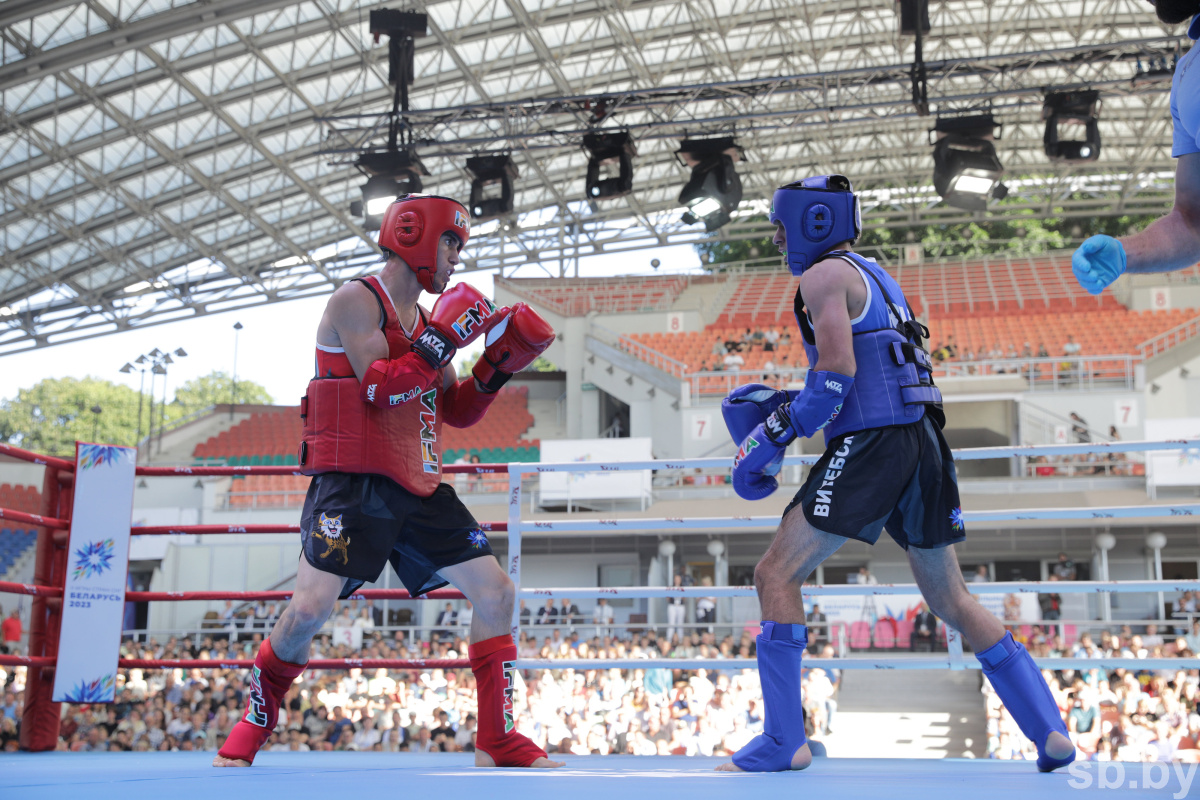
top-left (795, 251), bottom-right (944, 438)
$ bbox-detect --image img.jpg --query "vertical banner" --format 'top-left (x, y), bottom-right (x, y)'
top-left (52, 443), bottom-right (137, 703)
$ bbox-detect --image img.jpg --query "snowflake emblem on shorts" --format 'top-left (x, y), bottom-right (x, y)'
top-left (72, 538), bottom-right (115, 579)
top-left (949, 507), bottom-right (965, 532)
top-left (468, 529), bottom-right (488, 549)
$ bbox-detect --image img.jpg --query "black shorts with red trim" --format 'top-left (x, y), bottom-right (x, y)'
top-left (299, 473), bottom-right (493, 598)
top-left (783, 415), bottom-right (965, 550)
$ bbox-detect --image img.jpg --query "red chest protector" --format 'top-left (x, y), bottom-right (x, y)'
top-left (298, 275), bottom-right (444, 497)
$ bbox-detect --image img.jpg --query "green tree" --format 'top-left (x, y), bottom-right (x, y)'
top-left (0, 377), bottom-right (145, 456)
top-left (695, 210), bottom-right (1160, 266)
top-left (0, 372), bottom-right (276, 456)
top-left (168, 371), bottom-right (273, 419)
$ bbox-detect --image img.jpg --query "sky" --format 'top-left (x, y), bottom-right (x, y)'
top-left (3, 244), bottom-right (702, 406)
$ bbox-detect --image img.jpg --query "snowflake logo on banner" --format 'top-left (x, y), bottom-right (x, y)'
top-left (78, 443), bottom-right (130, 470)
top-left (72, 538), bottom-right (115, 579)
top-left (468, 529), bottom-right (489, 549)
top-left (62, 674), bottom-right (115, 703)
top-left (949, 507), bottom-right (966, 532)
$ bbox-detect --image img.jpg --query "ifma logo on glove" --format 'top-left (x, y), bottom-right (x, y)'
top-left (450, 300), bottom-right (497, 340)
top-left (734, 436), bottom-right (759, 467)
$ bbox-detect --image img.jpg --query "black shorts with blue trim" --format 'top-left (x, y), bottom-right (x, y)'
top-left (299, 473), bottom-right (494, 599)
top-left (783, 415), bottom-right (965, 550)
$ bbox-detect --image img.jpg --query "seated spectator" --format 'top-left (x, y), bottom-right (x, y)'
top-left (722, 346), bottom-right (744, 372)
top-left (1186, 620), bottom-right (1200, 655)
top-left (762, 328), bottom-right (779, 352)
top-left (911, 603), bottom-right (937, 651)
top-left (434, 603), bottom-right (456, 641)
top-left (536, 599), bottom-right (557, 626)
top-left (559, 598), bottom-right (581, 629)
top-left (1052, 552), bottom-right (1077, 581)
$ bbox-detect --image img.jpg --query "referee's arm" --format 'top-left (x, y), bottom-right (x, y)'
top-left (1122, 152), bottom-right (1200, 274)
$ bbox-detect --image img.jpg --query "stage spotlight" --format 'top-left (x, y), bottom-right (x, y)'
top-left (931, 115), bottom-right (1006, 212)
top-left (583, 131), bottom-right (636, 200)
top-left (897, 0), bottom-right (930, 35)
top-left (466, 154), bottom-right (519, 221)
top-left (1043, 90), bottom-right (1101, 163)
top-left (676, 137), bottom-right (743, 231)
top-left (351, 149), bottom-right (427, 229)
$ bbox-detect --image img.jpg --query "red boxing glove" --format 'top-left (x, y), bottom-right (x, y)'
top-left (410, 283), bottom-right (499, 370)
top-left (360, 351), bottom-right (439, 408)
top-left (472, 303), bottom-right (555, 392)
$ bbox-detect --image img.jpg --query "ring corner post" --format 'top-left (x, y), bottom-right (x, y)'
top-left (20, 465), bottom-right (69, 752)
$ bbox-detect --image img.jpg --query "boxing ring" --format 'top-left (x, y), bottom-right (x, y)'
top-left (2, 439), bottom-right (1200, 799)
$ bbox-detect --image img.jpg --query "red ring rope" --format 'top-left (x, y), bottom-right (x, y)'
top-left (0, 580), bottom-right (62, 597)
top-left (134, 463), bottom-right (508, 476)
top-left (0, 442), bottom-right (74, 471)
top-left (0, 655), bottom-right (469, 669)
top-left (0, 507), bottom-right (69, 529)
top-left (124, 588), bottom-right (466, 601)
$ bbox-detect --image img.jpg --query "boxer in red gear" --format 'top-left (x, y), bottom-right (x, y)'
top-left (215, 194), bottom-right (561, 769)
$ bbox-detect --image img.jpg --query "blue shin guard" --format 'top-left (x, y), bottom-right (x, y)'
top-left (732, 622), bottom-right (809, 772)
top-left (977, 631), bottom-right (1074, 772)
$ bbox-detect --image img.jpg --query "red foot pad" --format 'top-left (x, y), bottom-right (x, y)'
top-left (218, 638), bottom-right (307, 765)
top-left (469, 635), bottom-right (549, 767)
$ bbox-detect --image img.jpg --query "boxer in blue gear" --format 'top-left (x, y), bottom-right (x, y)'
top-left (1072, 3), bottom-right (1200, 293)
top-left (717, 175), bottom-right (1074, 773)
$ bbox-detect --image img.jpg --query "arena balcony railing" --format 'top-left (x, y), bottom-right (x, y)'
top-left (1139, 314), bottom-right (1200, 360)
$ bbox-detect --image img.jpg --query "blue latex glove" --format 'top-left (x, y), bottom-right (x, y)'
top-left (722, 384), bottom-right (791, 477)
top-left (1072, 235), bottom-right (1126, 295)
top-left (732, 427), bottom-right (785, 501)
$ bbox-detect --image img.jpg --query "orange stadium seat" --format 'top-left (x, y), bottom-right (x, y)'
top-left (194, 387), bottom-right (541, 480)
top-left (619, 261), bottom-right (1200, 394)
top-left (0, 483), bottom-right (44, 536)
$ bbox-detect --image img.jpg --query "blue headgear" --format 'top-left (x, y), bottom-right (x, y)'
top-left (769, 175), bottom-right (862, 276)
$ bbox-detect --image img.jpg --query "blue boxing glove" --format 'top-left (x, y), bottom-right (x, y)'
top-left (722, 384), bottom-right (793, 477)
top-left (1072, 235), bottom-right (1126, 295)
top-left (732, 370), bottom-right (854, 501)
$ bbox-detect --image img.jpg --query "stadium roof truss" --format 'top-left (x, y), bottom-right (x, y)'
top-left (0, 0), bottom-right (1190, 353)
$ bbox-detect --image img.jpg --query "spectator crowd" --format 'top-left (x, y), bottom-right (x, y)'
top-left (2, 591), bottom-right (1197, 764)
top-left (987, 621), bottom-right (1200, 763)
top-left (0, 618), bottom-right (842, 759)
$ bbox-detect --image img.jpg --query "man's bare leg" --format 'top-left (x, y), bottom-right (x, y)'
top-left (716, 505), bottom-right (846, 772)
top-left (907, 545), bottom-right (1073, 763)
top-left (440, 556), bottom-right (564, 768)
top-left (213, 558), bottom-right (342, 767)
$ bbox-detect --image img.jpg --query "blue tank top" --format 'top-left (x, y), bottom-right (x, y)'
top-left (795, 251), bottom-right (943, 437)
top-left (1172, 19), bottom-right (1200, 157)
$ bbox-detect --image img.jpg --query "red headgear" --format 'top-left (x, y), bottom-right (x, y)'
top-left (378, 194), bottom-right (471, 294)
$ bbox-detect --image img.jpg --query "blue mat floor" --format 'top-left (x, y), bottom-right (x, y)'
top-left (2, 753), bottom-right (1196, 800)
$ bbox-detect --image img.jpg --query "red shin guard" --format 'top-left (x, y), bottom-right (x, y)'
top-left (469, 635), bottom-right (548, 767)
top-left (218, 638), bottom-right (307, 764)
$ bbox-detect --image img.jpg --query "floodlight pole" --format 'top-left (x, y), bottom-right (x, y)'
top-left (231, 321), bottom-right (243, 420)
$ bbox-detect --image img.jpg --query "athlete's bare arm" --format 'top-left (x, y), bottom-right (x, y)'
top-left (315, 283), bottom-right (389, 382)
top-left (1124, 153), bottom-right (1200, 273)
top-left (799, 259), bottom-right (861, 377)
